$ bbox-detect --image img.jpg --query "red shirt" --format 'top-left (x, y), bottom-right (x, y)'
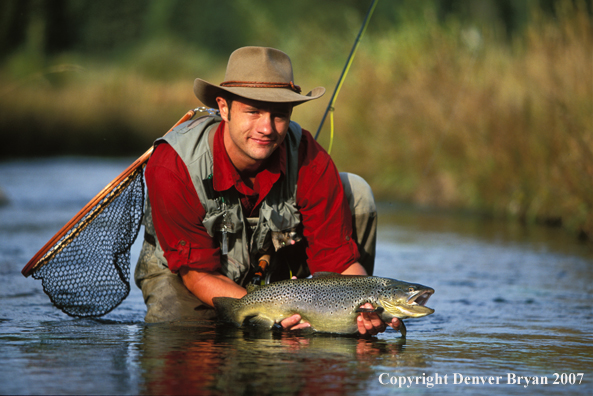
top-left (145, 121), bottom-right (359, 274)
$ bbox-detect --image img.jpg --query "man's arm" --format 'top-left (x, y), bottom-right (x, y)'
top-left (179, 268), bottom-right (247, 307)
top-left (340, 262), bottom-right (367, 275)
top-left (295, 131), bottom-right (360, 274)
top-left (146, 144), bottom-right (222, 274)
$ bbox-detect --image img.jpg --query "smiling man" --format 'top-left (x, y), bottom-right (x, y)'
top-left (134, 46), bottom-right (400, 336)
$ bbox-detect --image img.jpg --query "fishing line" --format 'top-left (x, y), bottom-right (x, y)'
top-left (314, 0), bottom-right (379, 155)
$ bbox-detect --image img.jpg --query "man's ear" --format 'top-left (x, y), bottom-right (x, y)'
top-left (216, 97), bottom-right (230, 122)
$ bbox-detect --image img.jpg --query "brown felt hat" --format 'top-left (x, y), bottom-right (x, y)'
top-left (194, 46), bottom-right (325, 108)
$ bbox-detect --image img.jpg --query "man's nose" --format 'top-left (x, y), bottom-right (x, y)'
top-left (256, 112), bottom-right (274, 134)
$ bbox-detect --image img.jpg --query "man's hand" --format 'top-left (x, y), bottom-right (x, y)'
top-left (342, 263), bottom-right (401, 336)
top-left (280, 314), bottom-right (311, 330)
top-left (357, 302), bottom-right (401, 337)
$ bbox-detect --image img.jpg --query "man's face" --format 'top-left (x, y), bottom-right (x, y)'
top-left (217, 96), bottom-right (293, 173)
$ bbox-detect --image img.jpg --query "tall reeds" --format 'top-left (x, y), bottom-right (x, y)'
top-left (321, 1), bottom-right (592, 239)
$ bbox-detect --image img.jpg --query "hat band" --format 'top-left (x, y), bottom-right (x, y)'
top-left (220, 80), bottom-right (302, 94)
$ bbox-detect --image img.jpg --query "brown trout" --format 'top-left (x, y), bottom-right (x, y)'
top-left (213, 273), bottom-right (434, 336)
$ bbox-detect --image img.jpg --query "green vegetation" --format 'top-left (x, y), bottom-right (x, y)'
top-left (0, 0), bottom-right (591, 240)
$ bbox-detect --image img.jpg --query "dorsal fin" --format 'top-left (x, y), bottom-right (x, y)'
top-left (312, 272), bottom-right (342, 278)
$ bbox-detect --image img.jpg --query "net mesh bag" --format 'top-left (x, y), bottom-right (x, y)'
top-left (31, 167), bottom-right (145, 317)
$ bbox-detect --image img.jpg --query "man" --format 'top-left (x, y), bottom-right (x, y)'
top-left (134, 46), bottom-right (400, 336)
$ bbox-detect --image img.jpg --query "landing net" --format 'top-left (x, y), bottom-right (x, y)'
top-left (31, 167), bottom-right (145, 317)
top-left (21, 109), bottom-right (200, 317)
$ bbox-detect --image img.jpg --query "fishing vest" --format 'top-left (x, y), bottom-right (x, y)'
top-left (144, 115), bottom-right (303, 285)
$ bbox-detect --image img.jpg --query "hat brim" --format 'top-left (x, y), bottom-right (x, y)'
top-left (194, 78), bottom-right (325, 109)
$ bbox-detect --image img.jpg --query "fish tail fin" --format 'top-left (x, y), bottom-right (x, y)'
top-left (212, 297), bottom-right (242, 326)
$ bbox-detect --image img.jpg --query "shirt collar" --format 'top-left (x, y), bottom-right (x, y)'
top-left (212, 121), bottom-right (286, 196)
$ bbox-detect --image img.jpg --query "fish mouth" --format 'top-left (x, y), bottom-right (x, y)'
top-left (379, 287), bottom-right (435, 319)
top-left (407, 289), bottom-right (434, 308)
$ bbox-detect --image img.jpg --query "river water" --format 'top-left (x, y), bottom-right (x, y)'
top-left (0, 157), bottom-right (591, 395)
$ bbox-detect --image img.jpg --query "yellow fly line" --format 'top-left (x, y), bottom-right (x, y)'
top-left (315, 0), bottom-right (379, 154)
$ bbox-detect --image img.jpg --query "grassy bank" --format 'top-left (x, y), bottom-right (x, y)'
top-left (0, 3), bottom-right (591, 240)
top-left (324, 2), bottom-right (592, 240)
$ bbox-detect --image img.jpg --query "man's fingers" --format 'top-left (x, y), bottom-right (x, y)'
top-left (357, 302), bottom-right (389, 336)
top-left (280, 314), bottom-right (301, 328)
top-left (290, 322), bottom-right (312, 330)
top-left (280, 314), bottom-right (311, 330)
top-left (390, 318), bottom-right (401, 330)
top-left (357, 315), bottom-right (370, 334)
top-left (368, 312), bottom-right (386, 329)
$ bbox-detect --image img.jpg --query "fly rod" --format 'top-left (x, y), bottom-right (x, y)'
top-left (314, 0), bottom-right (378, 145)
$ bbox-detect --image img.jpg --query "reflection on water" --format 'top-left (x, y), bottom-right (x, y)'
top-left (138, 322), bottom-right (407, 395)
top-left (0, 158), bottom-right (592, 395)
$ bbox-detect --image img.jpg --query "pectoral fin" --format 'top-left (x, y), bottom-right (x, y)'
top-left (355, 306), bottom-right (384, 314)
top-left (247, 315), bottom-right (276, 331)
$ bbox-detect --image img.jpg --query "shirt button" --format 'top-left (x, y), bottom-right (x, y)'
top-left (179, 240), bottom-right (186, 246)
top-left (345, 236), bottom-right (350, 241)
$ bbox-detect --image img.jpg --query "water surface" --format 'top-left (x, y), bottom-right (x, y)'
top-left (0, 158), bottom-right (591, 395)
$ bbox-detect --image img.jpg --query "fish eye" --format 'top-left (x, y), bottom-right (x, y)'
top-left (408, 287), bottom-right (415, 292)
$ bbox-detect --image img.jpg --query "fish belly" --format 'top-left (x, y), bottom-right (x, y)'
top-left (306, 316), bottom-right (359, 334)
